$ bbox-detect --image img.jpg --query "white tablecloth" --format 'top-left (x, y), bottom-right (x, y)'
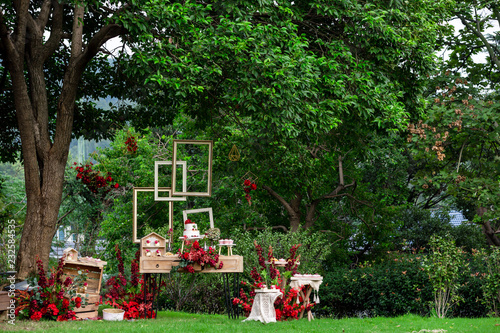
top-left (243, 289), bottom-right (283, 324)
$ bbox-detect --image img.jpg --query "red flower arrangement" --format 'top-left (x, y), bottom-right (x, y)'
top-left (243, 179), bottom-right (257, 205)
top-left (15, 255), bottom-right (88, 321)
top-left (104, 245), bottom-right (161, 319)
top-left (177, 240), bottom-right (223, 273)
top-left (125, 136), bottom-right (138, 153)
top-left (232, 242), bottom-right (309, 321)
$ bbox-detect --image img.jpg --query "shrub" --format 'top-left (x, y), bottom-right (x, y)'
top-left (318, 251), bottom-right (433, 318)
top-left (104, 245), bottom-right (162, 319)
top-left (476, 247), bottom-right (500, 316)
top-left (423, 235), bottom-right (466, 318)
top-left (232, 227), bottom-right (330, 276)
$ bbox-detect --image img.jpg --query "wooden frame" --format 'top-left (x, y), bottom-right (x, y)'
top-left (171, 139), bottom-right (213, 197)
top-left (133, 187), bottom-right (173, 244)
top-left (182, 208), bottom-right (214, 229)
top-left (154, 160), bottom-right (187, 201)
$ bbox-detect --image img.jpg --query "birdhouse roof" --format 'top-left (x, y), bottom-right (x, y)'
top-left (142, 232), bottom-right (166, 241)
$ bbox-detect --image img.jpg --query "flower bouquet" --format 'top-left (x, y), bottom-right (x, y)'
top-left (177, 240), bottom-right (223, 273)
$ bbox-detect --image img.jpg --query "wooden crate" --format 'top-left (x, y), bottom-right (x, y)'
top-left (65, 293), bottom-right (100, 319)
top-left (0, 291), bottom-right (10, 311)
top-left (62, 261), bottom-right (105, 295)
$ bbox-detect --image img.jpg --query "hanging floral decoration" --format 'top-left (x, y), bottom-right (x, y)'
top-left (243, 179), bottom-right (257, 205)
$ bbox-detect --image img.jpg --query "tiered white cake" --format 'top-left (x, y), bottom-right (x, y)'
top-left (183, 221), bottom-right (200, 239)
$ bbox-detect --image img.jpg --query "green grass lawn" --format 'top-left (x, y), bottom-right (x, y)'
top-left (2, 312), bottom-right (500, 332)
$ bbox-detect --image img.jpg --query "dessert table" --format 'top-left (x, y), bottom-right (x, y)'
top-left (243, 289), bottom-right (283, 324)
top-left (290, 275), bottom-right (323, 321)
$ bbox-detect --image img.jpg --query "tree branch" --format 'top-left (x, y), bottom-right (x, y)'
top-left (457, 13), bottom-right (500, 70)
top-left (71, 2), bottom-right (85, 58)
top-left (262, 185), bottom-right (296, 218)
top-left (35, 0), bottom-right (52, 30)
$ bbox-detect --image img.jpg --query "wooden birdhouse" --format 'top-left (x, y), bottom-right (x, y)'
top-left (63, 248), bottom-right (78, 262)
top-left (141, 232), bottom-right (166, 258)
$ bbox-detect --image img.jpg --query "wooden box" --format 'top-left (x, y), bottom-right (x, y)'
top-left (62, 260), bottom-right (105, 295)
top-left (202, 255), bottom-right (244, 273)
top-left (140, 256), bottom-right (180, 273)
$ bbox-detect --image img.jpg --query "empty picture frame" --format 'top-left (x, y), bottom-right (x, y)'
top-left (154, 161), bottom-right (187, 201)
top-left (171, 139), bottom-right (213, 197)
top-left (133, 187), bottom-right (174, 244)
top-left (182, 208), bottom-right (215, 230)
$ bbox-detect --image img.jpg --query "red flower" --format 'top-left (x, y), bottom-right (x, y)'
top-left (185, 219), bottom-right (192, 224)
top-left (75, 296), bottom-right (82, 308)
top-left (47, 303), bottom-right (59, 316)
top-left (62, 299), bottom-right (69, 309)
top-left (275, 309), bottom-right (282, 321)
top-left (250, 183), bottom-right (257, 190)
top-left (63, 277), bottom-right (72, 287)
top-left (114, 183), bottom-right (119, 188)
top-left (244, 179), bottom-right (251, 186)
top-left (57, 315), bottom-right (67, 321)
top-left (30, 311), bottom-right (43, 321)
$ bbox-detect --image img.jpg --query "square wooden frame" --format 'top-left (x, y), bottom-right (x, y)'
top-left (182, 208), bottom-right (214, 229)
top-left (133, 187), bottom-right (174, 244)
top-left (154, 161), bottom-right (187, 201)
top-left (171, 139), bottom-right (213, 197)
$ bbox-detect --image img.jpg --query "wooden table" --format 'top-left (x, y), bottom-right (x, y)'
top-left (290, 276), bottom-right (323, 321)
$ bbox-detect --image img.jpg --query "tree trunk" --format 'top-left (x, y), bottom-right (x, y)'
top-left (478, 207), bottom-right (500, 246)
top-left (17, 163), bottom-right (66, 279)
top-left (2, 1), bottom-right (123, 279)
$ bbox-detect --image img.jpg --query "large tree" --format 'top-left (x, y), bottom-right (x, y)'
top-left (0, 0), bottom-right (130, 279)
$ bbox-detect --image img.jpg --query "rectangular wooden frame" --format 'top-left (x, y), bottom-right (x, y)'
top-left (182, 208), bottom-right (214, 229)
top-left (171, 139), bottom-right (213, 197)
top-left (154, 161), bottom-right (187, 201)
top-left (133, 187), bottom-right (173, 244)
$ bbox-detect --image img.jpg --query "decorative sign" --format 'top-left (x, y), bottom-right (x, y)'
top-left (229, 144), bottom-right (240, 161)
top-left (240, 171), bottom-right (258, 186)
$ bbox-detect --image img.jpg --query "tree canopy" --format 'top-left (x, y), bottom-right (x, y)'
top-left (1, 0), bottom-right (455, 278)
